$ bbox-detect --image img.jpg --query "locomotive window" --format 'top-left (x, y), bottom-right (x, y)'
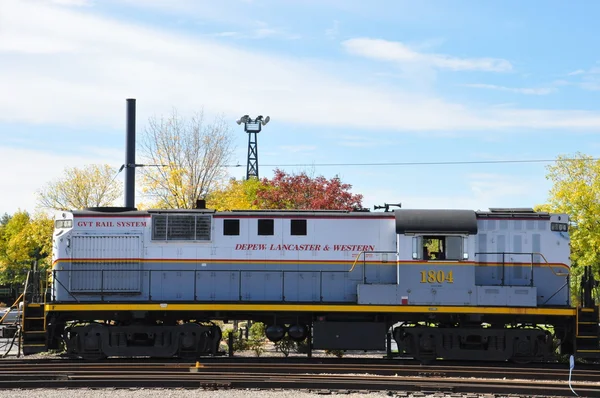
top-left (421, 235), bottom-right (464, 261)
top-left (152, 214), bottom-right (212, 241)
top-left (223, 219), bottom-right (240, 236)
top-left (258, 219), bottom-right (274, 235)
top-left (290, 219), bottom-right (307, 236)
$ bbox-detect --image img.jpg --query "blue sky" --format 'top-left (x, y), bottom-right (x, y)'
top-left (1, 0), bottom-right (600, 215)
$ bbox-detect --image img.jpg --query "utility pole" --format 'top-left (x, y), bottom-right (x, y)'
top-left (236, 115), bottom-right (270, 179)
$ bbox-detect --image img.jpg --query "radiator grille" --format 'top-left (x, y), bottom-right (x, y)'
top-left (70, 235), bottom-right (142, 293)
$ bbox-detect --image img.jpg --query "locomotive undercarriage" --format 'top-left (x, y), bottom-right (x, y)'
top-left (393, 324), bottom-right (554, 363)
top-left (391, 313), bottom-right (573, 363)
top-left (63, 322), bottom-right (221, 360)
top-left (44, 309), bottom-right (574, 362)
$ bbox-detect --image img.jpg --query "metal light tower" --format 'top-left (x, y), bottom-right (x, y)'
top-left (237, 115), bottom-right (270, 179)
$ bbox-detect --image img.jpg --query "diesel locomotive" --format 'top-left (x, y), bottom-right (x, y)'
top-left (16, 203), bottom-right (600, 363)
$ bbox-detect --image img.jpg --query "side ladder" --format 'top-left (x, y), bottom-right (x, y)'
top-left (21, 303), bottom-right (46, 355)
top-left (21, 270), bottom-right (47, 355)
top-left (575, 306), bottom-right (600, 358)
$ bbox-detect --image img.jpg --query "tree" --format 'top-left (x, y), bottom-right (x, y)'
top-left (206, 178), bottom-right (264, 211)
top-left (0, 213), bottom-right (10, 226)
top-left (536, 153), bottom-right (600, 303)
top-left (538, 154), bottom-right (600, 268)
top-left (139, 109), bottom-right (235, 209)
top-left (37, 164), bottom-right (122, 210)
top-left (0, 211), bottom-right (53, 285)
top-left (255, 169), bottom-right (363, 210)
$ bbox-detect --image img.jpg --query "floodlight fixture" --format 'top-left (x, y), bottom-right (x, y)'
top-left (236, 115), bottom-right (250, 125)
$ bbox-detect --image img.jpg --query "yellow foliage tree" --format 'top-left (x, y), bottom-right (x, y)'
top-left (206, 178), bottom-right (264, 211)
top-left (37, 164), bottom-right (122, 210)
top-left (0, 211), bottom-right (53, 285)
top-left (536, 153), bottom-right (600, 303)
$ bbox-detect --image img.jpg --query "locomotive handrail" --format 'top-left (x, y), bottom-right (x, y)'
top-left (22, 271), bottom-right (30, 306)
top-left (474, 251), bottom-right (569, 277)
top-left (44, 270), bottom-right (52, 305)
top-left (349, 250), bottom-right (398, 284)
top-left (349, 251), bottom-right (365, 273)
top-left (542, 279), bottom-right (570, 306)
top-left (0, 292), bottom-right (23, 325)
top-left (50, 270), bottom-right (80, 303)
top-left (533, 252), bottom-right (570, 277)
top-left (349, 251), bottom-right (397, 273)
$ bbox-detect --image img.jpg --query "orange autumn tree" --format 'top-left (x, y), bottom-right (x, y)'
top-left (255, 169), bottom-right (363, 210)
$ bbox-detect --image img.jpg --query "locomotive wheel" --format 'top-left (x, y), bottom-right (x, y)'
top-left (177, 323), bottom-right (223, 358)
top-left (510, 356), bottom-right (533, 364)
top-left (81, 352), bottom-right (107, 361)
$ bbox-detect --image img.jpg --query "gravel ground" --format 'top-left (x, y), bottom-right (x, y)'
top-left (0, 390), bottom-right (389, 398)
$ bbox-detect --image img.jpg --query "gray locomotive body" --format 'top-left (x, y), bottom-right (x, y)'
top-left (44, 207), bottom-right (574, 362)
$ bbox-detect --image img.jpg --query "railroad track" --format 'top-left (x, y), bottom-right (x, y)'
top-left (0, 359), bottom-right (598, 396)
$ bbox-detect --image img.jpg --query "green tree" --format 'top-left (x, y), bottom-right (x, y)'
top-left (537, 153), bottom-right (600, 303)
top-left (139, 109), bottom-right (235, 209)
top-left (0, 213), bottom-right (10, 226)
top-left (247, 322), bottom-right (266, 357)
top-left (274, 335), bottom-right (297, 357)
top-left (37, 164), bottom-right (122, 210)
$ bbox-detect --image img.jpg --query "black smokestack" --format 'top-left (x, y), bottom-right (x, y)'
top-left (125, 98), bottom-right (136, 208)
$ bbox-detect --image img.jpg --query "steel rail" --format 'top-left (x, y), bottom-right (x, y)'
top-left (0, 372), bottom-right (599, 396)
top-left (0, 359), bottom-right (598, 395)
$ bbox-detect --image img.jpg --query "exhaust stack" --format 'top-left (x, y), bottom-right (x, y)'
top-left (125, 98), bottom-right (136, 209)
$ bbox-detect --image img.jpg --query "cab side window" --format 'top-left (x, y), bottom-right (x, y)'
top-left (413, 235), bottom-right (466, 261)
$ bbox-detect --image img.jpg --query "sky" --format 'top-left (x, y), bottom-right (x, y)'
top-left (1, 0), bottom-right (600, 215)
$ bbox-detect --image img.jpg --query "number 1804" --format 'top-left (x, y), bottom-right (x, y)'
top-left (420, 270), bottom-right (454, 284)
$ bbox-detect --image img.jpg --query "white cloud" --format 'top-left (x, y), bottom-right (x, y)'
top-left (564, 66), bottom-right (600, 91)
top-left (209, 25), bottom-right (301, 40)
top-left (2, 0), bottom-right (600, 137)
top-left (0, 145), bottom-right (123, 214)
top-left (343, 38), bottom-right (513, 72)
top-left (466, 172), bottom-right (534, 202)
top-left (48, 0), bottom-right (92, 6)
top-left (120, 0), bottom-right (299, 39)
top-left (577, 67), bottom-right (600, 75)
top-left (463, 83), bottom-right (555, 95)
top-left (211, 31), bottom-right (238, 38)
top-left (226, 20), bottom-right (301, 40)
